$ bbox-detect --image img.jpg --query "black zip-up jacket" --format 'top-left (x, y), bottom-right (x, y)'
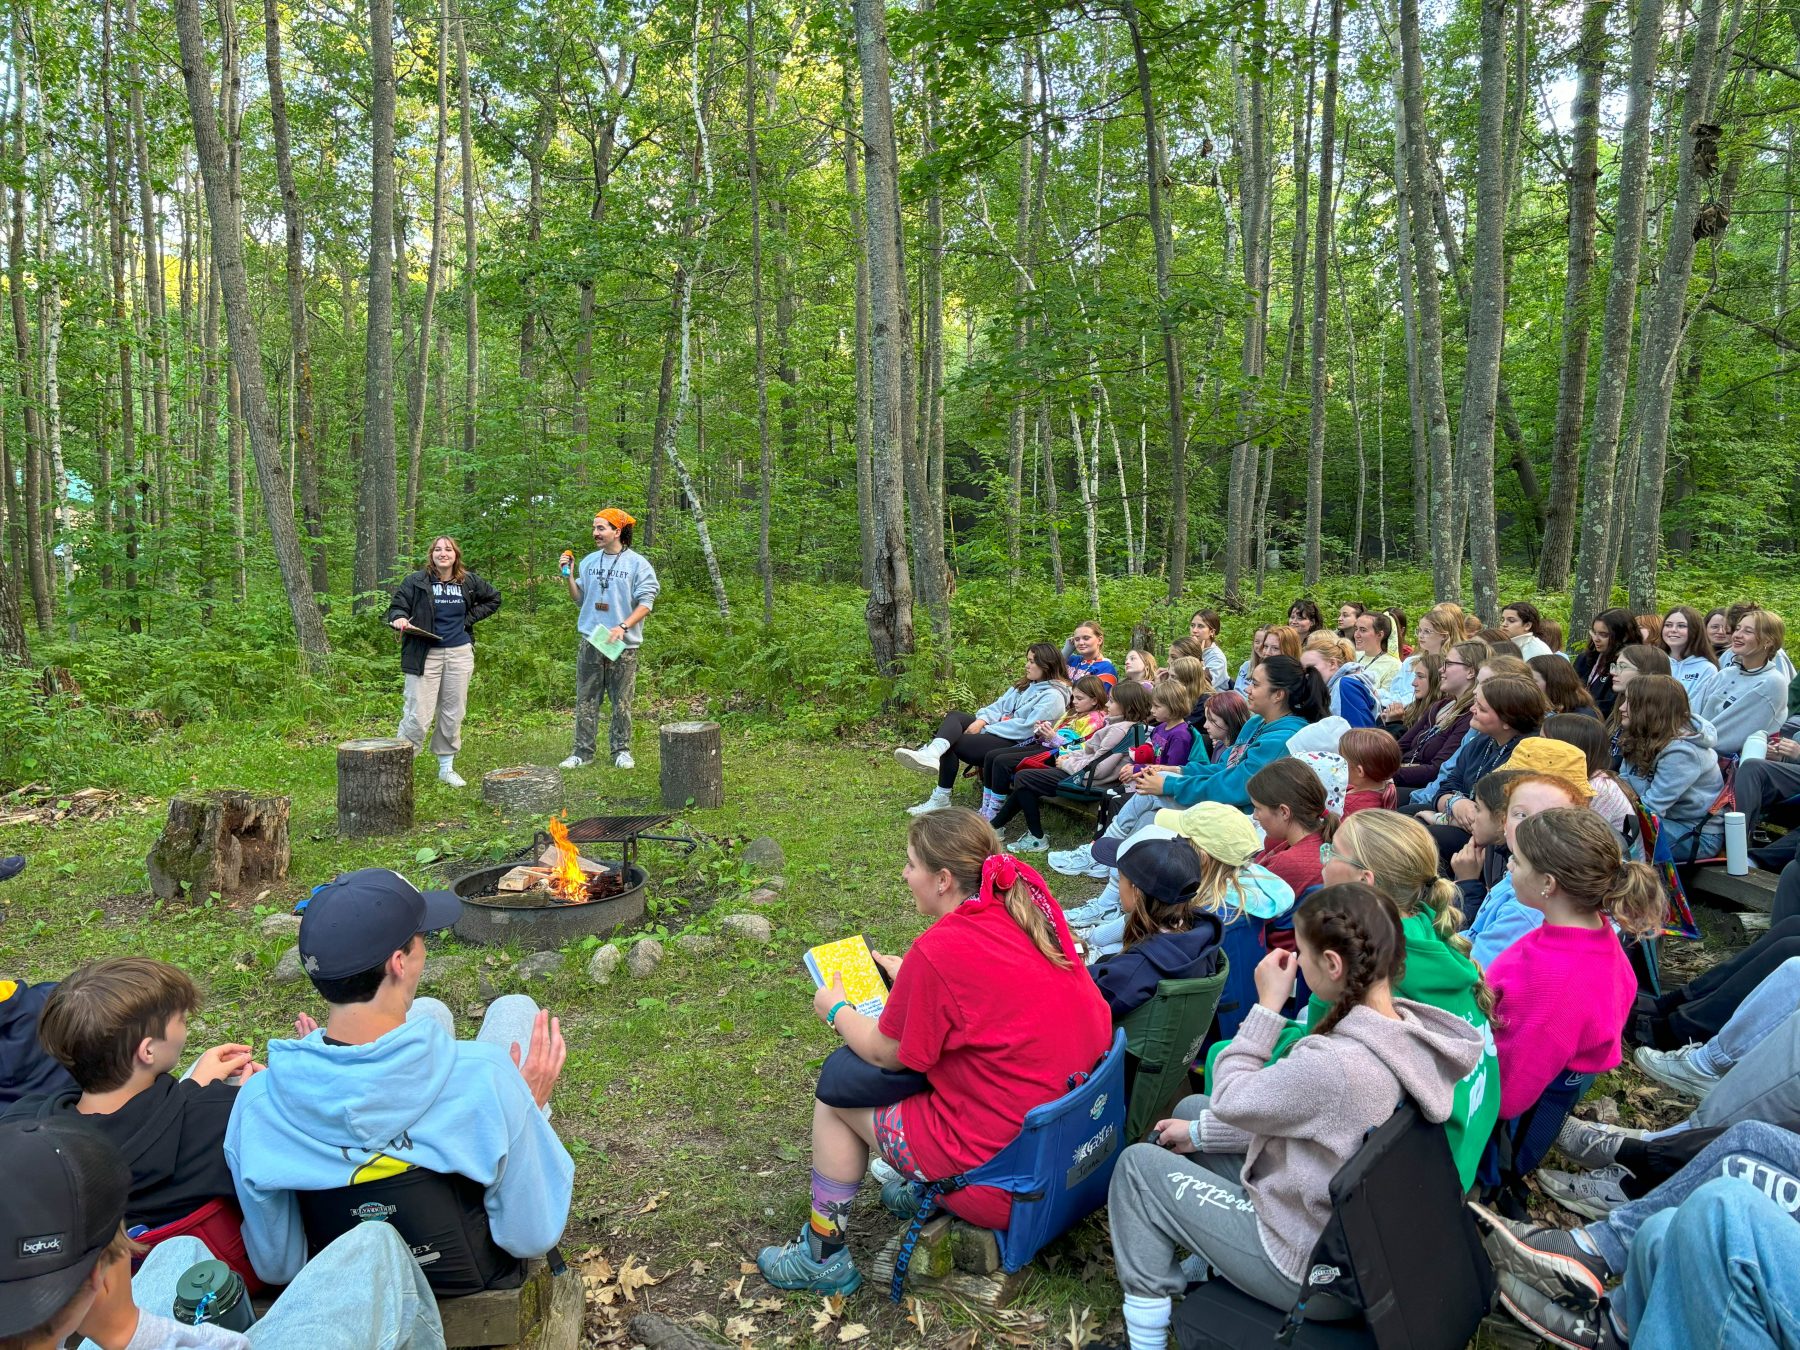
top-left (383, 569), bottom-right (502, 675)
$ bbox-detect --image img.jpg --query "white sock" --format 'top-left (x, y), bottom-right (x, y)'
top-left (437, 754), bottom-right (455, 771)
top-left (1122, 1292), bottom-right (1172, 1350)
top-left (923, 737), bottom-right (949, 757)
top-left (930, 786), bottom-right (950, 803)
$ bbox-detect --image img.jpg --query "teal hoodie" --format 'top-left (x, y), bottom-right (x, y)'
top-left (1161, 714), bottom-right (1306, 809)
top-left (224, 1018), bottom-right (574, 1284)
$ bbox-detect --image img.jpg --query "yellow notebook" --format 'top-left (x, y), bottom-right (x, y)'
top-left (804, 935), bottom-right (889, 1017)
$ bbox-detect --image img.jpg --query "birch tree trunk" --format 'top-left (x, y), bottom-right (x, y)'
top-left (1304, 0), bottom-right (1340, 587)
top-left (1568, 0), bottom-right (1663, 638)
top-left (1625, 0), bottom-right (1726, 611)
top-left (1396, 0), bottom-right (1458, 601)
top-left (1537, 0), bottom-right (1607, 589)
top-left (100, 0), bottom-right (138, 616)
top-left (1039, 402), bottom-right (1064, 592)
top-left (852, 0), bottom-right (915, 672)
top-left (841, 68), bottom-right (875, 591)
top-left (174, 0), bottom-right (331, 668)
top-left (126, 0), bottom-right (171, 538)
top-left (1457, 0), bottom-right (1510, 620)
top-left (747, 0), bottom-right (775, 626)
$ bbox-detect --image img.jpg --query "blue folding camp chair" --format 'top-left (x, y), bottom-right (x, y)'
top-left (888, 1028), bottom-right (1127, 1301)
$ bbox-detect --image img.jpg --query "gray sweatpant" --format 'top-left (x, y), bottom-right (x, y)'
top-left (573, 641), bottom-right (640, 759)
top-left (1107, 1094), bottom-right (1352, 1317)
top-left (1586, 1120), bottom-right (1800, 1274)
top-left (408, 994), bottom-right (551, 1120)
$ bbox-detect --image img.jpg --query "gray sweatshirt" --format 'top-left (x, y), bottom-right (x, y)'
top-left (1197, 1000), bottom-right (1483, 1281)
top-left (975, 680), bottom-right (1072, 741)
top-left (1619, 717), bottom-right (1723, 825)
top-left (1694, 661), bottom-right (1788, 755)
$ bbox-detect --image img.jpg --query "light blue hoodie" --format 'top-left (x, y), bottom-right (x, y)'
top-left (1618, 717), bottom-right (1724, 828)
top-left (1667, 654), bottom-right (1718, 701)
top-left (225, 1019), bottom-right (574, 1284)
top-left (976, 679), bottom-right (1072, 741)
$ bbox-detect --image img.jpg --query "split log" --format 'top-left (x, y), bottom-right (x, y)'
top-left (336, 738), bottom-right (415, 837)
top-left (659, 721), bottom-right (723, 809)
top-left (146, 789), bottom-right (291, 901)
top-left (482, 764), bottom-right (563, 818)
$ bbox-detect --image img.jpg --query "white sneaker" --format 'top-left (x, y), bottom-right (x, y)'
top-left (894, 745), bottom-right (941, 775)
top-left (1048, 844), bottom-right (1095, 876)
top-left (438, 768), bottom-right (467, 788)
top-left (1537, 1164), bottom-right (1634, 1221)
top-left (1633, 1044), bottom-right (1719, 1101)
top-left (1007, 833), bottom-right (1049, 854)
top-left (907, 788), bottom-right (951, 815)
top-left (614, 751), bottom-right (636, 770)
top-left (560, 755), bottom-right (589, 769)
top-left (869, 1157), bottom-right (902, 1186)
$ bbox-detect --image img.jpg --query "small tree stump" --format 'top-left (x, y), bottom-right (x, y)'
top-left (336, 738), bottom-right (415, 837)
top-left (147, 790), bottom-right (291, 901)
top-left (482, 765), bottom-right (563, 818)
top-left (659, 721), bottom-right (723, 809)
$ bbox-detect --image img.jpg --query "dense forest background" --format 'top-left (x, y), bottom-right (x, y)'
top-left (0, 0), bottom-right (1796, 739)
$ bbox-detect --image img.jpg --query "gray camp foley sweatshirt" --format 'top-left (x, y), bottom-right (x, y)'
top-left (1195, 1001), bottom-right (1483, 1282)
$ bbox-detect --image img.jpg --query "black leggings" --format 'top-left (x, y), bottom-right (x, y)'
top-left (932, 711), bottom-right (1022, 791)
top-left (1655, 918), bottom-right (1800, 1047)
top-left (991, 765), bottom-right (1068, 837)
top-left (982, 742), bottom-right (1048, 794)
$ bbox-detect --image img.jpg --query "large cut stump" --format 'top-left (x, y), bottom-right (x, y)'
top-left (336, 738), bottom-right (416, 837)
top-left (659, 721), bottom-right (723, 809)
top-left (482, 765), bottom-right (563, 818)
top-left (147, 790), bottom-right (291, 901)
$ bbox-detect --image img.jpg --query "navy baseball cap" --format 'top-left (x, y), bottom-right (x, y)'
top-left (1093, 825), bottom-right (1204, 907)
top-left (298, 868), bottom-right (462, 980)
top-left (0, 1118), bottom-right (129, 1336)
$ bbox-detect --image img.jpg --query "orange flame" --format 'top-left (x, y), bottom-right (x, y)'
top-left (545, 814), bottom-right (586, 898)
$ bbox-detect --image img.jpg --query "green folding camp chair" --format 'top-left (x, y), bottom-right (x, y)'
top-left (1119, 958), bottom-right (1230, 1146)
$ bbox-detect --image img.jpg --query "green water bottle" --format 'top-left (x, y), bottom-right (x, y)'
top-left (172, 1258), bottom-right (257, 1332)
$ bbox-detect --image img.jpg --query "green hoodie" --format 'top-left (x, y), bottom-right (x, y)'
top-left (1203, 910), bottom-right (1499, 1190)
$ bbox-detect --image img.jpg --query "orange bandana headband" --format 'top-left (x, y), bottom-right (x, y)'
top-left (595, 508), bottom-right (637, 529)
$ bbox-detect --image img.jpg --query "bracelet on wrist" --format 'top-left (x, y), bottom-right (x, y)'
top-left (825, 999), bottom-right (851, 1029)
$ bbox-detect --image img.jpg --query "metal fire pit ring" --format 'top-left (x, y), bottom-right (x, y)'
top-left (451, 860), bottom-right (648, 948)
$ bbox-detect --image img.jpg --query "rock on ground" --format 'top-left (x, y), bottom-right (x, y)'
top-left (272, 946), bottom-right (306, 984)
top-left (587, 943), bottom-right (624, 983)
top-left (675, 933), bottom-right (718, 955)
top-left (627, 939), bottom-right (665, 978)
top-left (719, 913), bottom-right (774, 944)
top-left (746, 888), bottom-right (782, 906)
top-left (515, 951), bottom-right (564, 982)
top-left (259, 913), bottom-right (302, 939)
top-left (740, 837), bottom-right (784, 872)
top-left (420, 954), bottom-right (468, 989)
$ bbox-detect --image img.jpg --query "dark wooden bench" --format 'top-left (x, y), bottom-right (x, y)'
top-left (1680, 863), bottom-right (1779, 915)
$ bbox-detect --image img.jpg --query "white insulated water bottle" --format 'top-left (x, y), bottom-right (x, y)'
top-left (1725, 811), bottom-right (1749, 875)
top-left (1743, 731), bottom-right (1770, 761)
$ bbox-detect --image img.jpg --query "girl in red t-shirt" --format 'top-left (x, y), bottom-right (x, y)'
top-left (1247, 758), bottom-right (1333, 897)
top-left (756, 810), bottom-right (1111, 1296)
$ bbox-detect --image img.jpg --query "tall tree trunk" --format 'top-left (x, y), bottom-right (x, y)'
top-left (1388, 30), bottom-right (1429, 562)
top-left (842, 68), bottom-right (876, 590)
top-left (572, 52), bottom-right (631, 460)
top-left (264, 0), bottom-right (326, 597)
top-left (100, 0), bottom-right (138, 617)
top-left (852, 0), bottom-right (915, 673)
top-left (1397, 0), bottom-right (1458, 600)
top-left (921, 17), bottom-right (947, 541)
top-left (1457, 0), bottom-right (1510, 620)
top-left (359, 0), bottom-right (399, 605)
top-left (1005, 46), bottom-right (1032, 582)
top-left (174, 0), bottom-right (331, 668)
top-left (1304, 0), bottom-right (1340, 587)
top-left (1568, 0), bottom-right (1663, 637)
top-left (1625, 0), bottom-right (1726, 611)
top-left (228, 360), bottom-right (246, 600)
top-left (401, 0), bottom-right (449, 552)
top-left (1226, 39), bottom-right (1268, 607)
top-left (1039, 401), bottom-right (1065, 592)
top-left (1121, 0), bottom-right (1188, 600)
top-left (127, 0), bottom-right (172, 533)
top-left (454, 0), bottom-right (478, 499)
top-left (747, 0), bottom-right (775, 626)
top-left (1537, 0), bottom-right (1607, 589)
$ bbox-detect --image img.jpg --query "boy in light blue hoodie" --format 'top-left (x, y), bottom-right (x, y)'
top-left (226, 869), bottom-right (574, 1287)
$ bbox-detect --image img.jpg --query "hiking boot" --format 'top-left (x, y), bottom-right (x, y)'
top-left (907, 788), bottom-right (951, 816)
top-left (1554, 1116), bottom-right (1645, 1171)
top-left (1633, 1043), bottom-right (1720, 1101)
top-left (879, 1176), bottom-right (925, 1219)
top-left (1048, 844), bottom-right (1095, 876)
top-left (1007, 833), bottom-right (1049, 854)
top-left (1468, 1202), bottom-right (1611, 1311)
top-left (1537, 1164), bottom-right (1634, 1221)
top-left (1496, 1272), bottom-right (1624, 1349)
top-left (756, 1229), bottom-right (864, 1295)
top-left (0, 856), bottom-right (24, 883)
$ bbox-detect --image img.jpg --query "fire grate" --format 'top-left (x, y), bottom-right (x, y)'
top-left (534, 813), bottom-right (697, 868)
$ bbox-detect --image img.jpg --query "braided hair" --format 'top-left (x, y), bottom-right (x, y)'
top-left (1294, 882), bottom-right (1408, 1036)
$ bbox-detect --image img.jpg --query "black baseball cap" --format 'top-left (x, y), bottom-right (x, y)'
top-left (0, 1118), bottom-right (129, 1336)
top-left (1093, 825), bottom-right (1204, 907)
top-left (298, 868), bottom-right (462, 980)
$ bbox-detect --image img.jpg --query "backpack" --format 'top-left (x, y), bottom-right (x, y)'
top-left (1176, 1100), bottom-right (1492, 1349)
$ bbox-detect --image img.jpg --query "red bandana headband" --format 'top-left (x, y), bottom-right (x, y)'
top-left (973, 854), bottom-right (1080, 964)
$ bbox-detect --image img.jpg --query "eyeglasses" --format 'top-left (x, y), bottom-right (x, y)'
top-left (1318, 841), bottom-right (1364, 870)
top-left (1443, 659), bottom-right (1472, 671)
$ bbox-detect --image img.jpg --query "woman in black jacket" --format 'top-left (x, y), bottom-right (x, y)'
top-left (383, 536), bottom-right (501, 787)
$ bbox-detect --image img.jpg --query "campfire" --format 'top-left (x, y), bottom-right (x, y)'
top-left (492, 815), bottom-right (631, 905)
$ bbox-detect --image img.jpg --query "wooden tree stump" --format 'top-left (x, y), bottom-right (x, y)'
top-left (482, 765), bottom-right (563, 818)
top-left (336, 738), bottom-right (416, 837)
top-left (147, 790), bottom-right (291, 901)
top-left (659, 721), bottom-right (723, 809)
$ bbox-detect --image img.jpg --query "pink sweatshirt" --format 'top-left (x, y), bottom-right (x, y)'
top-left (1487, 922), bottom-right (1637, 1120)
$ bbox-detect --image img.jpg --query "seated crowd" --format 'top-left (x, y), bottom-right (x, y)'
top-left (7, 595), bottom-right (1800, 1350)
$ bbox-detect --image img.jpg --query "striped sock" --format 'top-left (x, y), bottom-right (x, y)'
top-left (808, 1169), bottom-right (860, 1258)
